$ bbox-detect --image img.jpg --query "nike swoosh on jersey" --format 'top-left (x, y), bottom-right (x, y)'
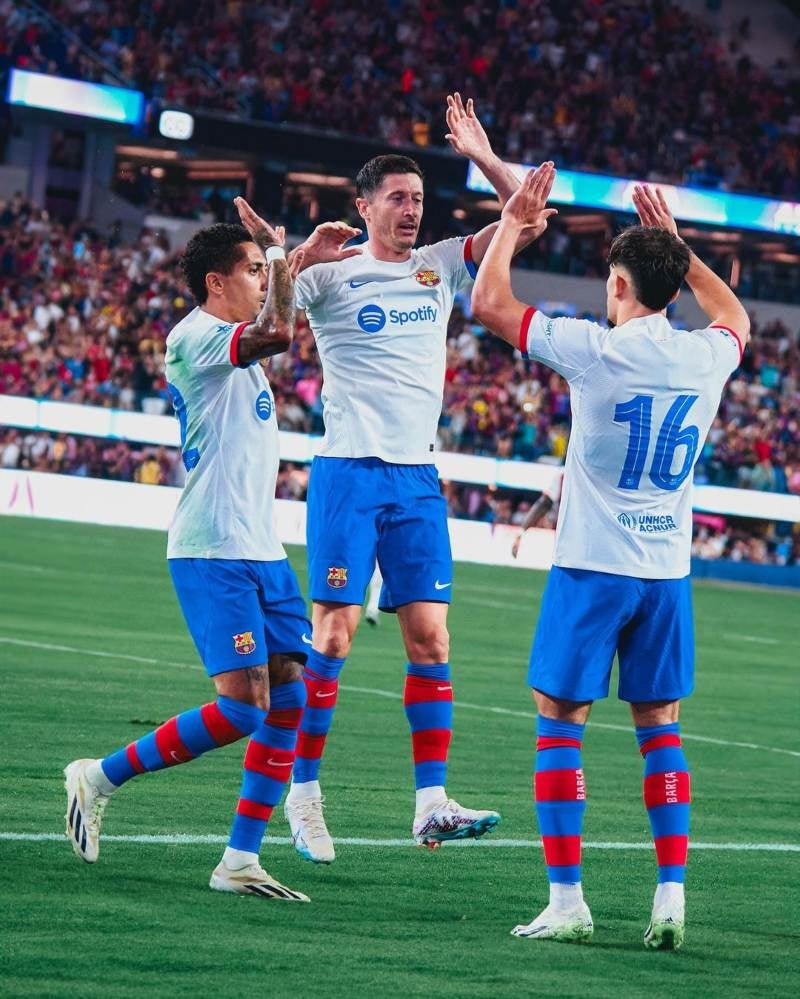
top-left (348, 280), bottom-right (372, 288)
top-left (434, 580), bottom-right (452, 590)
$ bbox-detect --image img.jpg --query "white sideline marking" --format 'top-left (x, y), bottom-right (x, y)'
top-left (1, 832), bottom-right (798, 852)
top-left (2, 635), bottom-right (798, 760)
top-left (730, 634), bottom-right (780, 646)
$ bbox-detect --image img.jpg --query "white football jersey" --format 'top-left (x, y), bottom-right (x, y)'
top-left (165, 307), bottom-right (285, 561)
top-left (520, 309), bottom-right (742, 578)
top-left (294, 238), bottom-right (476, 463)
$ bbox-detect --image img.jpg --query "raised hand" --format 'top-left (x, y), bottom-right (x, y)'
top-left (234, 197), bottom-right (285, 249)
top-left (298, 221), bottom-right (363, 267)
top-left (501, 162), bottom-right (559, 237)
top-left (632, 184), bottom-right (679, 236)
top-left (445, 92), bottom-right (494, 163)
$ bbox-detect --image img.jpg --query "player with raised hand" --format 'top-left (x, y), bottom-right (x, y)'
top-left (472, 166), bottom-right (749, 948)
top-left (64, 203), bottom-right (359, 902)
top-left (285, 94), bottom-right (539, 863)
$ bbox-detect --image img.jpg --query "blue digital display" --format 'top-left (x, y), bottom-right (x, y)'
top-left (466, 162), bottom-right (800, 237)
top-left (6, 69), bottom-right (144, 127)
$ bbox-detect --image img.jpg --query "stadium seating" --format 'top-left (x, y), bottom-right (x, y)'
top-left (3, 0), bottom-right (797, 199)
top-left (0, 196), bottom-right (797, 492)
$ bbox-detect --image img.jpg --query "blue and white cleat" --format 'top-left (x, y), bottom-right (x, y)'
top-left (285, 794), bottom-right (335, 864)
top-left (412, 798), bottom-right (501, 847)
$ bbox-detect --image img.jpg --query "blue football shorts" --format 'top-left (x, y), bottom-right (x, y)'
top-left (169, 557), bottom-right (312, 676)
top-left (306, 456), bottom-right (453, 610)
top-left (528, 565), bottom-right (694, 703)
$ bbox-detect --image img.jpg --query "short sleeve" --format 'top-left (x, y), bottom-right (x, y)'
top-left (423, 236), bottom-right (477, 292)
top-left (180, 320), bottom-right (250, 369)
top-left (694, 324), bottom-right (744, 376)
top-left (294, 262), bottom-right (337, 311)
top-left (519, 308), bottom-right (608, 382)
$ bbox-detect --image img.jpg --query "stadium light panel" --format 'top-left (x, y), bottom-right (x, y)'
top-left (158, 109), bottom-right (195, 141)
top-left (467, 162), bottom-right (800, 237)
top-left (6, 68), bottom-right (144, 126)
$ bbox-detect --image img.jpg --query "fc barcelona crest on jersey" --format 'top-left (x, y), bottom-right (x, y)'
top-left (233, 631), bottom-right (256, 655)
top-left (327, 566), bottom-right (348, 588)
top-left (415, 269), bottom-right (441, 287)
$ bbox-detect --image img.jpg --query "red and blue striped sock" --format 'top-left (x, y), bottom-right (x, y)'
top-left (229, 679), bottom-right (306, 854)
top-left (636, 722), bottom-right (691, 883)
top-left (404, 662), bottom-right (453, 790)
top-left (535, 716), bottom-right (586, 884)
top-left (99, 696), bottom-right (265, 787)
top-left (292, 650), bottom-right (346, 785)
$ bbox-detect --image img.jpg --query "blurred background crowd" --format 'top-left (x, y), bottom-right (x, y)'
top-left (1, 195), bottom-right (797, 490)
top-left (3, 0), bottom-right (798, 198)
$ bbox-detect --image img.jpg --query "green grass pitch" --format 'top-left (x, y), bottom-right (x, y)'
top-left (1, 517), bottom-right (797, 997)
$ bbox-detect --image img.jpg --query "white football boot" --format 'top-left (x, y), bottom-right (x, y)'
top-left (512, 901), bottom-right (594, 942)
top-left (210, 859), bottom-right (309, 901)
top-left (64, 759), bottom-right (112, 863)
top-left (412, 798), bottom-right (501, 847)
top-left (285, 794), bottom-right (335, 864)
top-left (644, 883), bottom-right (685, 950)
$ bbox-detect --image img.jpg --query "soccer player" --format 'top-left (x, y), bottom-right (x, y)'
top-left (511, 468), bottom-right (563, 559)
top-left (472, 166), bottom-right (749, 948)
top-left (285, 95), bottom-right (541, 862)
top-left (64, 206), bottom-right (358, 900)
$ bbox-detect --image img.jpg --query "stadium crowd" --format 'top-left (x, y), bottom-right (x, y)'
top-left (1, 195), bottom-right (798, 496)
top-left (2, 0), bottom-right (798, 199)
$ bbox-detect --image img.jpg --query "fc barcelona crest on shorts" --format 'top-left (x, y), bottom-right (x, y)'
top-left (327, 566), bottom-right (348, 588)
top-left (233, 631), bottom-right (256, 655)
top-left (415, 269), bottom-right (441, 287)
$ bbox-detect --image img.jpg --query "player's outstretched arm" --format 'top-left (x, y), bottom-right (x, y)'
top-left (445, 93), bottom-right (519, 205)
top-left (288, 221), bottom-right (363, 275)
top-left (233, 197), bottom-right (295, 363)
top-left (472, 163), bottom-right (558, 346)
top-left (632, 185), bottom-right (750, 345)
top-left (445, 93), bottom-right (548, 266)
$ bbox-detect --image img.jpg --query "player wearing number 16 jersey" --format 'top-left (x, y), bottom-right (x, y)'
top-left (472, 166), bottom-right (750, 949)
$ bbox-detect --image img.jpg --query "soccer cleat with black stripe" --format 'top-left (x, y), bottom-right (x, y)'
top-left (209, 860), bottom-right (310, 901)
top-left (64, 758), bottom-right (111, 863)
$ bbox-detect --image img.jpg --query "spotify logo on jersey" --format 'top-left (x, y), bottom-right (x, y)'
top-left (357, 304), bottom-right (386, 333)
top-left (254, 391), bottom-right (273, 421)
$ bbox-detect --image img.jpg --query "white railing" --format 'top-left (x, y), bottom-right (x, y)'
top-left (2, 395), bottom-right (798, 522)
top-left (0, 469), bottom-right (556, 571)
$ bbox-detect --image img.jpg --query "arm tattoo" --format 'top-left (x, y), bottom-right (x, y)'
top-left (521, 494), bottom-right (553, 531)
top-left (236, 259), bottom-right (295, 366)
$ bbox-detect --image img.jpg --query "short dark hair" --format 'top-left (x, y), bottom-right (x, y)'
top-left (180, 223), bottom-right (252, 304)
top-left (607, 226), bottom-right (691, 311)
top-left (355, 155), bottom-right (424, 199)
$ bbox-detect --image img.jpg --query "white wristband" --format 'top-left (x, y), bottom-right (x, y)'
top-left (266, 246), bottom-right (286, 263)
